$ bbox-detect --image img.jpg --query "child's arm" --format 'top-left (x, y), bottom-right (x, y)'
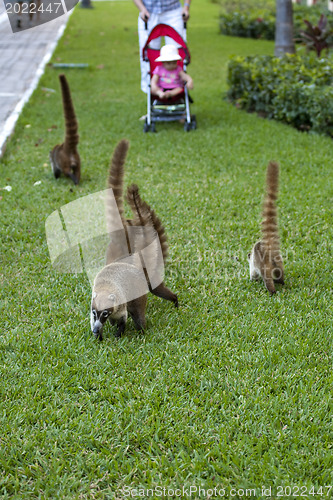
top-left (179, 70), bottom-right (193, 90)
top-left (151, 74), bottom-right (164, 98)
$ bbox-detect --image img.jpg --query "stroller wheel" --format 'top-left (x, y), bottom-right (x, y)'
top-left (191, 115), bottom-right (197, 130)
top-left (184, 121), bottom-right (191, 132)
top-left (143, 119), bottom-right (150, 133)
top-left (143, 118), bottom-right (156, 133)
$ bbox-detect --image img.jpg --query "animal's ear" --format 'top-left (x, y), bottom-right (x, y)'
top-left (108, 293), bottom-right (116, 303)
top-left (92, 292), bottom-right (97, 299)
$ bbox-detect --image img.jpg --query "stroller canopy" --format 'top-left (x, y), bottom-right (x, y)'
top-left (142, 23), bottom-right (191, 75)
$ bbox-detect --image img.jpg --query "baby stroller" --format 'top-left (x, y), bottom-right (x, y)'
top-left (142, 23), bottom-right (196, 132)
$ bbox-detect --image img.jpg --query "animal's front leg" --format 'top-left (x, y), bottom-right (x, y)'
top-left (114, 317), bottom-right (126, 338)
top-left (108, 317), bottom-right (116, 327)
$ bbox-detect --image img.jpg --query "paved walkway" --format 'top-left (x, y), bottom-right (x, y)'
top-left (0, 3), bottom-right (70, 157)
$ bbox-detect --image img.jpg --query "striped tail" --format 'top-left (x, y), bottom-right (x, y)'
top-left (59, 74), bottom-right (79, 152)
top-left (261, 160), bottom-right (280, 260)
top-left (107, 139), bottom-right (129, 223)
top-left (126, 184), bottom-right (178, 306)
top-left (126, 184), bottom-right (169, 264)
top-left (106, 139), bottom-right (130, 261)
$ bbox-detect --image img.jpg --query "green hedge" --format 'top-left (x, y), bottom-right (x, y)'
top-left (220, 9), bottom-right (275, 40)
top-left (227, 54), bottom-right (333, 136)
top-left (220, 4), bottom-right (333, 41)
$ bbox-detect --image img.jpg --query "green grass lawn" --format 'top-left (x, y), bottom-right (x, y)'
top-left (1, 0), bottom-right (332, 497)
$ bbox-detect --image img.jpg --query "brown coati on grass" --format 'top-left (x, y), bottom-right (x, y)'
top-left (49, 74), bottom-right (81, 185)
top-left (248, 160), bottom-right (284, 295)
top-left (90, 139), bottom-right (178, 340)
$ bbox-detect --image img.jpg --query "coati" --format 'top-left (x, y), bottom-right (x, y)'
top-left (49, 74), bottom-right (81, 185)
top-left (248, 160), bottom-right (284, 295)
top-left (90, 139), bottom-right (178, 340)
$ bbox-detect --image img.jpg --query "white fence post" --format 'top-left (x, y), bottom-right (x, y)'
top-left (329, 0), bottom-right (333, 12)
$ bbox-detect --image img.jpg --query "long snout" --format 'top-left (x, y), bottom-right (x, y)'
top-left (92, 321), bottom-right (103, 340)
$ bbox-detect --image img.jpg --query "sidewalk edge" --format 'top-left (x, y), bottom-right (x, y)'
top-left (0, 12), bottom-right (72, 159)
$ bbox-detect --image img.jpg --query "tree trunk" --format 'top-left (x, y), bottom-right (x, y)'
top-left (81, 0), bottom-right (93, 8)
top-left (275, 0), bottom-right (295, 57)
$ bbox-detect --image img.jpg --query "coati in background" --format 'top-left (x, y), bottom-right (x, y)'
top-left (49, 74), bottom-right (81, 185)
top-left (248, 161), bottom-right (284, 295)
top-left (90, 139), bottom-right (178, 340)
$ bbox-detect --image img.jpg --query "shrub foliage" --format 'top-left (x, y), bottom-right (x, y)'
top-left (220, 4), bottom-right (333, 41)
top-left (220, 8), bottom-right (275, 40)
top-left (227, 53), bottom-right (333, 136)
top-left (298, 14), bottom-right (333, 57)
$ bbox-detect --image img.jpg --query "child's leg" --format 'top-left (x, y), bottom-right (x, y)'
top-left (164, 87), bottom-right (184, 98)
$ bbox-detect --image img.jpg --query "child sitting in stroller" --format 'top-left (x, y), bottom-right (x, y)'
top-left (151, 44), bottom-right (193, 100)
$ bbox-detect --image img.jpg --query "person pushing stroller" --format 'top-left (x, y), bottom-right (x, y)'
top-left (151, 44), bottom-right (193, 100)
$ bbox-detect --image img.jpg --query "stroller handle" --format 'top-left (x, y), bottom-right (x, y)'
top-left (144, 16), bottom-right (187, 32)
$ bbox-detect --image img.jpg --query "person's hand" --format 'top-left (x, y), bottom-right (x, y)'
top-left (182, 5), bottom-right (190, 21)
top-left (140, 8), bottom-right (150, 21)
top-left (157, 90), bottom-right (165, 99)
